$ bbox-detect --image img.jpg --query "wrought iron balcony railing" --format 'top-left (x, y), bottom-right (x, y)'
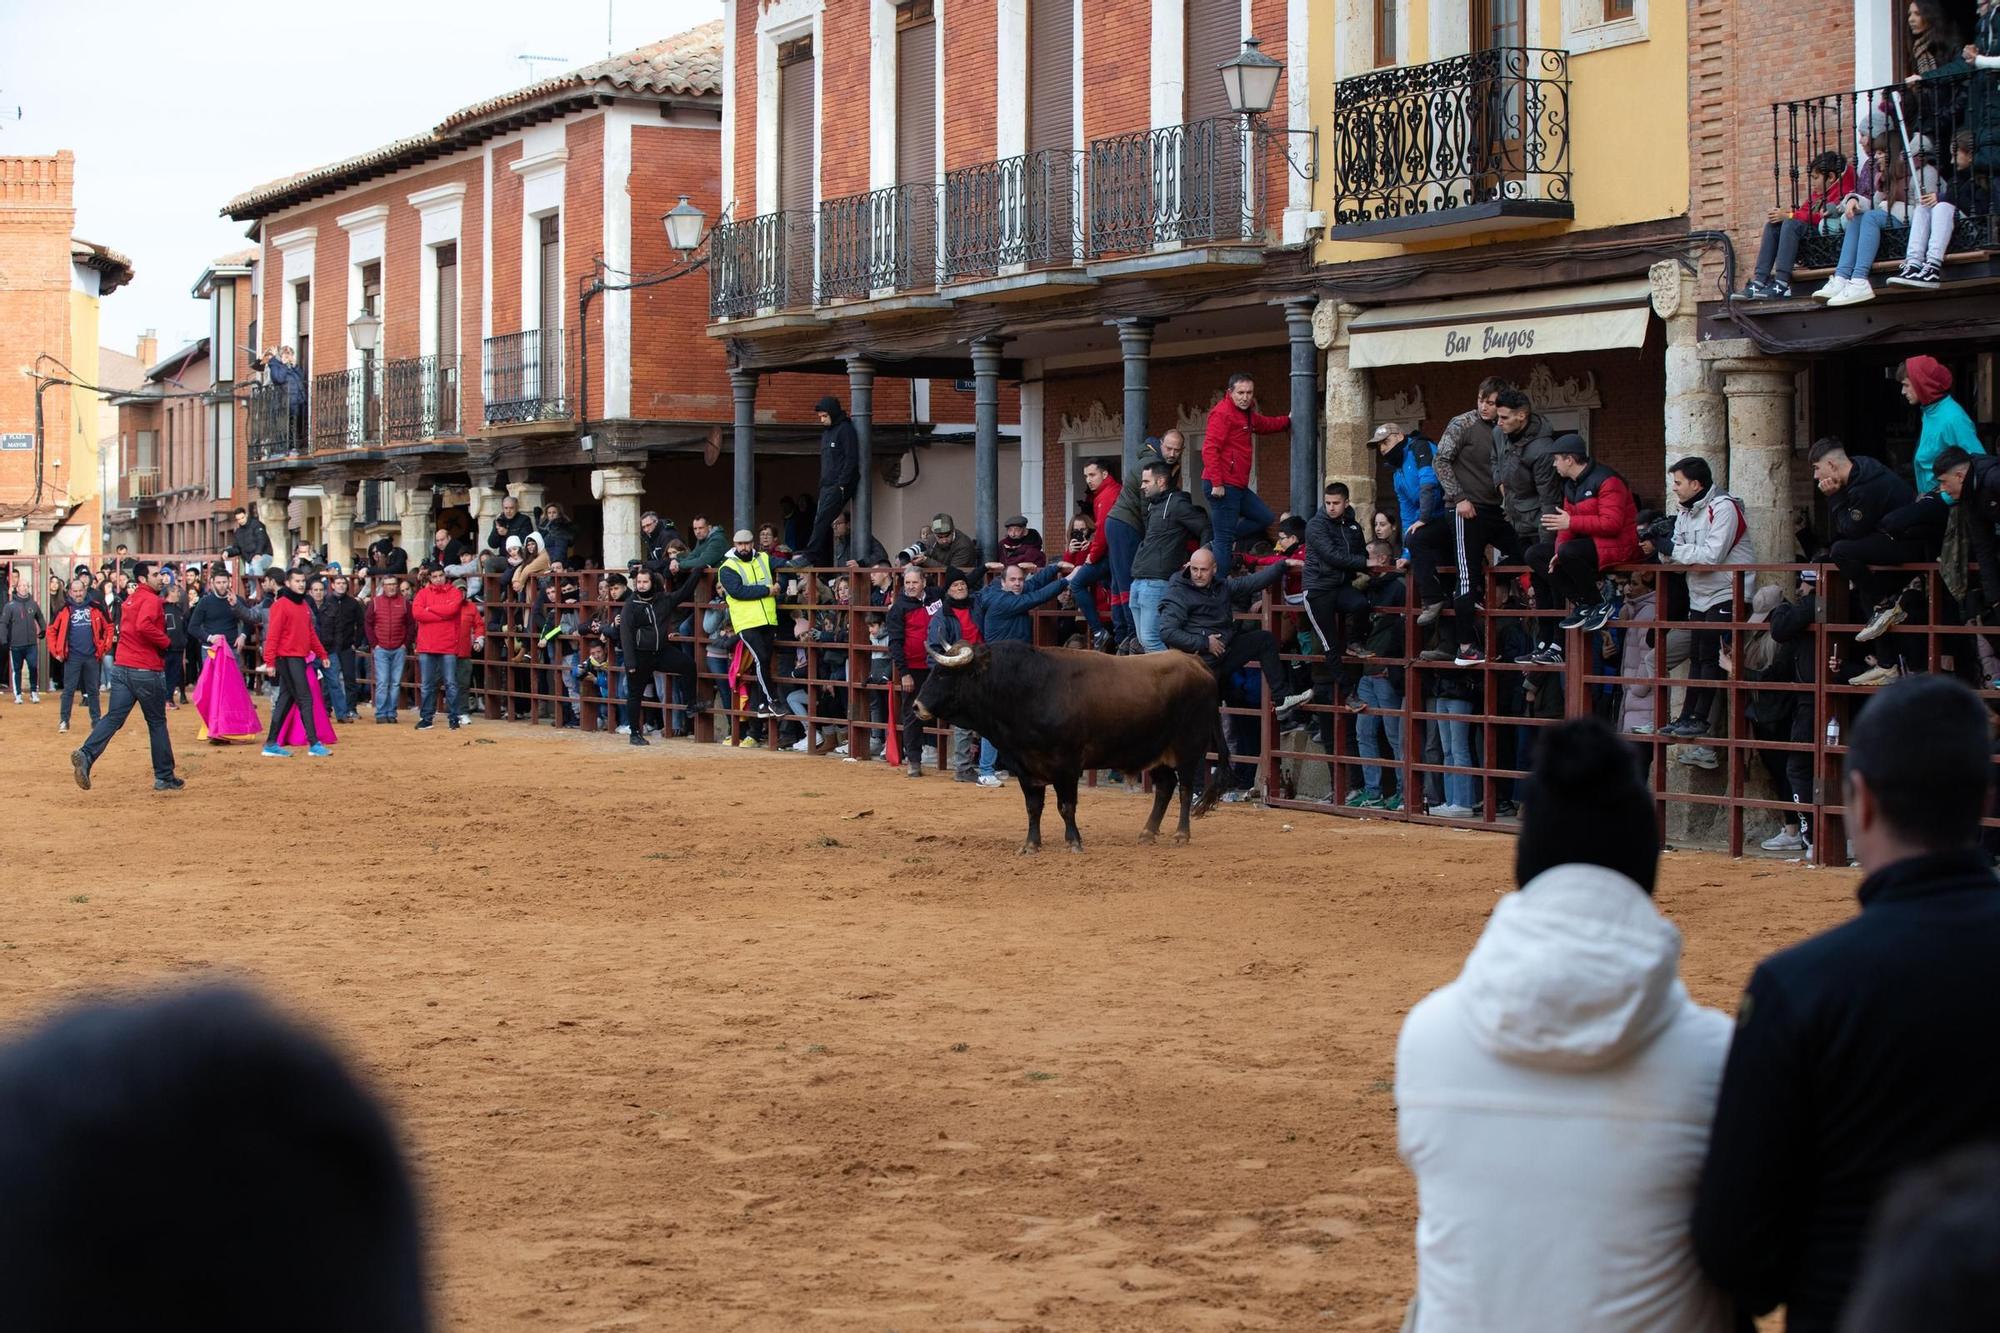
top-left (1087, 115), bottom-right (1263, 256)
top-left (1772, 70), bottom-right (1997, 271)
top-left (483, 331), bottom-right (569, 426)
top-left (383, 354), bottom-right (461, 440)
top-left (943, 149), bottom-right (1085, 281)
top-left (311, 366), bottom-right (382, 450)
top-left (248, 382), bottom-right (305, 459)
top-left (709, 210), bottom-right (813, 318)
top-left (818, 183), bottom-right (940, 301)
top-left (1331, 47), bottom-right (1571, 231)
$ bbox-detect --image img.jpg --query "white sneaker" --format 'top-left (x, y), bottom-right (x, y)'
top-left (1810, 276), bottom-right (1849, 301)
top-left (1850, 663), bottom-right (1902, 687)
top-left (1277, 690), bottom-right (1314, 714)
top-left (29, 691), bottom-right (39, 704)
top-left (832, 742), bottom-right (850, 756)
top-left (1673, 745), bottom-right (1720, 770)
top-left (1429, 803), bottom-right (1474, 818)
top-left (1761, 828), bottom-right (1807, 852)
top-left (977, 774), bottom-right (1004, 787)
top-left (788, 737), bottom-right (810, 752)
top-left (1825, 278), bottom-right (1875, 307)
top-left (10, 694), bottom-right (18, 704)
top-left (616, 724), bottom-right (631, 735)
top-left (455, 714), bottom-right (472, 727)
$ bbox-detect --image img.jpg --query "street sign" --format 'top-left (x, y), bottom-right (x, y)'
top-left (0, 433), bottom-right (30, 450)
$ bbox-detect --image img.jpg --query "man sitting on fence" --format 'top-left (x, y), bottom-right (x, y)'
top-left (1520, 436), bottom-right (1639, 661)
top-left (1647, 456), bottom-right (1756, 739)
top-left (1808, 438), bottom-right (1922, 684)
top-left (1158, 548), bottom-right (1311, 724)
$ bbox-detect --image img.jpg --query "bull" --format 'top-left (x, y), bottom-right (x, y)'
top-left (912, 639), bottom-right (1232, 854)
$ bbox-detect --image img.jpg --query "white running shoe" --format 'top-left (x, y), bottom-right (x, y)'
top-left (1810, 276), bottom-right (1849, 301)
top-left (29, 691), bottom-right (39, 703)
top-left (977, 774), bottom-right (1005, 787)
top-left (1761, 828), bottom-right (1807, 852)
top-left (1825, 278), bottom-right (1875, 307)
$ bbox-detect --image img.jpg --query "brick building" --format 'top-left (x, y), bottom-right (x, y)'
top-left (219, 22), bottom-right (822, 570)
top-left (1687, 0), bottom-right (1997, 558)
top-left (0, 152), bottom-right (133, 558)
top-left (709, 0), bottom-right (1321, 563)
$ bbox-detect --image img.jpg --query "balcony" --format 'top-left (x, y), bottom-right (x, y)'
top-left (384, 354), bottom-right (461, 440)
top-left (1087, 116), bottom-right (1266, 258)
top-left (1773, 72), bottom-right (1997, 272)
top-left (1330, 47), bottom-right (1572, 241)
top-left (709, 210), bottom-right (813, 320)
top-left (817, 184), bottom-right (942, 305)
top-left (311, 366), bottom-right (380, 449)
top-left (125, 466), bottom-right (159, 507)
top-left (942, 149), bottom-right (1087, 290)
top-left (483, 331), bottom-right (569, 426)
top-left (248, 382), bottom-right (305, 460)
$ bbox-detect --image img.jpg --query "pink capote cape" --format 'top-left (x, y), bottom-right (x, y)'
top-left (193, 637), bottom-right (260, 742)
top-left (277, 661), bottom-right (339, 747)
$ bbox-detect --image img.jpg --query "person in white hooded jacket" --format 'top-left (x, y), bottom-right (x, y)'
top-left (1647, 456), bottom-right (1754, 741)
top-left (1396, 716), bottom-right (1737, 1333)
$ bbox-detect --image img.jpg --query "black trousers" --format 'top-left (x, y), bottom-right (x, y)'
top-left (1204, 629), bottom-right (1286, 706)
top-left (1831, 532), bottom-right (1925, 611)
top-left (625, 642), bottom-right (697, 735)
top-left (1677, 604), bottom-right (1733, 725)
top-left (1411, 506), bottom-right (1523, 641)
top-left (1303, 586), bottom-right (1370, 664)
top-left (266, 656), bottom-right (319, 746)
top-left (804, 484), bottom-right (850, 569)
top-left (60, 653), bottom-right (102, 725)
top-left (736, 624), bottom-right (782, 712)
top-left (901, 667), bottom-right (931, 765)
top-left (1524, 536), bottom-right (1603, 629)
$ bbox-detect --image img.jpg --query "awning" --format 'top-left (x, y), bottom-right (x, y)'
top-left (1346, 278), bottom-right (1654, 370)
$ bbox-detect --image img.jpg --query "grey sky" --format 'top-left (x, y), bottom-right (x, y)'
top-left (2, 0), bottom-right (722, 359)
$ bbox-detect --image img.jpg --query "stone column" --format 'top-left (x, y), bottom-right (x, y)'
top-left (395, 484), bottom-right (432, 559)
top-left (591, 465), bottom-right (646, 570)
top-left (1651, 261), bottom-right (1726, 486)
top-left (1115, 318), bottom-right (1155, 478)
top-left (1285, 299), bottom-right (1320, 518)
top-left (466, 479), bottom-right (504, 536)
top-left (506, 473), bottom-right (547, 526)
top-left (972, 337), bottom-right (1004, 564)
top-left (731, 369), bottom-right (758, 537)
top-left (321, 488), bottom-right (357, 573)
top-left (1714, 356), bottom-right (1801, 567)
top-left (847, 356), bottom-right (876, 561)
top-left (1317, 301), bottom-right (1375, 517)
top-left (256, 495), bottom-right (290, 555)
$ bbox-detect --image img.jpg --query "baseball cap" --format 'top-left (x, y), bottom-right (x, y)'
top-left (931, 513), bottom-right (956, 534)
top-left (1747, 584), bottom-right (1785, 624)
top-left (1369, 423), bottom-right (1403, 443)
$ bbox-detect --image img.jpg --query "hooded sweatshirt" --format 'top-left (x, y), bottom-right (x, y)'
top-left (1904, 356), bottom-right (1985, 496)
top-left (1396, 864), bottom-right (1734, 1333)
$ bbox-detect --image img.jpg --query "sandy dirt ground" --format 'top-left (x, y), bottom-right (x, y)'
top-left (0, 702), bottom-right (1858, 1330)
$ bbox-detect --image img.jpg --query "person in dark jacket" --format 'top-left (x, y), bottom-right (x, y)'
top-left (1411, 377), bottom-right (1523, 662)
top-left (226, 505), bottom-right (274, 575)
top-left (368, 534), bottom-right (409, 574)
top-left (995, 516), bottom-right (1047, 570)
top-left (306, 575), bottom-right (357, 723)
top-left (1693, 673), bottom-right (2000, 1333)
top-left (160, 577), bottom-right (189, 707)
top-left (883, 564), bottom-right (934, 776)
top-left (915, 513), bottom-right (978, 572)
top-left (249, 346), bottom-right (310, 450)
top-left (618, 564), bottom-right (704, 744)
top-left (806, 395), bottom-right (860, 568)
top-left (1494, 390), bottom-right (1561, 546)
top-left (486, 496), bottom-right (534, 552)
top-left (976, 560), bottom-right (1070, 645)
top-left (324, 574), bottom-right (365, 719)
top-left (1938, 446), bottom-right (2000, 621)
top-left (830, 510), bottom-right (888, 568)
top-left (1157, 548), bottom-right (1311, 717)
top-left (639, 511), bottom-right (678, 568)
top-left (539, 503), bottom-right (577, 566)
top-left (1128, 460), bottom-right (1213, 652)
top-left (2, 572), bottom-right (47, 703)
top-left (1808, 438), bottom-right (1923, 678)
top-left (1302, 482), bottom-right (1371, 664)
top-left (1750, 572), bottom-right (1820, 854)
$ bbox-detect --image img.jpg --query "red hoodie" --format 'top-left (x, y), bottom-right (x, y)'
top-left (1086, 475), bottom-right (1122, 564)
top-left (263, 591), bottom-right (327, 662)
top-left (412, 582), bottom-right (467, 655)
top-left (1202, 396), bottom-right (1290, 490)
top-left (112, 582), bottom-right (168, 670)
top-left (455, 599), bottom-right (482, 656)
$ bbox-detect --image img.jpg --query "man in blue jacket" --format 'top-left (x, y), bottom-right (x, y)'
top-left (251, 346), bottom-right (309, 452)
top-left (962, 559), bottom-right (1073, 785)
top-left (1374, 422), bottom-right (1444, 555)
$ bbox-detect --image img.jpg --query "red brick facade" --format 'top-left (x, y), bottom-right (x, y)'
top-left (0, 154), bottom-right (79, 531)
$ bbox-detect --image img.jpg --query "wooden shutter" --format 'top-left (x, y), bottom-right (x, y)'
top-left (896, 2), bottom-right (937, 184)
top-left (1184, 0), bottom-right (1240, 124)
top-left (294, 279), bottom-right (310, 378)
top-left (435, 243), bottom-right (458, 359)
top-left (538, 216), bottom-right (561, 334)
top-left (778, 37), bottom-right (817, 216)
top-left (1028, 0), bottom-right (1074, 154)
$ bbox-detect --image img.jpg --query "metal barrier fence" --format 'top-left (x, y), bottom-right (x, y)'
top-left (10, 550), bottom-right (1992, 865)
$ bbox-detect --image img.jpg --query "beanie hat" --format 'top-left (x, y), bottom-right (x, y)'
top-left (505, 535), bottom-right (523, 552)
top-left (943, 566), bottom-right (971, 593)
top-left (1550, 432), bottom-right (1589, 459)
top-left (1515, 717), bottom-right (1659, 894)
top-left (1904, 355), bottom-right (1952, 406)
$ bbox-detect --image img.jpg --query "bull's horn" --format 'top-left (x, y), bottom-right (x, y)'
top-left (928, 641), bottom-right (975, 669)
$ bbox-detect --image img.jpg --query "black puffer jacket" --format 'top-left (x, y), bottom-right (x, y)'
top-left (1130, 490), bottom-right (1212, 581)
top-left (1826, 455), bottom-right (1916, 544)
top-left (1156, 561), bottom-right (1285, 653)
top-left (1303, 506), bottom-right (1368, 593)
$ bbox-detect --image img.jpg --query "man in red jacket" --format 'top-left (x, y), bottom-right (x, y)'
top-left (1203, 374), bottom-right (1291, 571)
top-left (70, 562), bottom-right (182, 792)
top-left (261, 566), bottom-right (329, 757)
top-left (363, 574), bottom-right (415, 723)
top-left (410, 563), bottom-right (466, 731)
top-left (1521, 435), bottom-right (1641, 652)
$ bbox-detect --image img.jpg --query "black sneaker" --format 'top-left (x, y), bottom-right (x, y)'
top-left (1733, 279), bottom-right (1772, 299)
top-left (630, 734), bottom-right (651, 746)
top-left (1534, 643), bottom-right (1566, 665)
top-left (1765, 277), bottom-right (1792, 298)
top-left (154, 775), bottom-right (186, 792)
top-left (1580, 602), bottom-right (1615, 633)
top-left (70, 748), bottom-right (91, 791)
top-left (1558, 606), bottom-right (1591, 630)
top-left (415, 718), bottom-right (435, 730)
top-left (1512, 645), bottom-right (1548, 665)
top-left (448, 717), bottom-right (460, 730)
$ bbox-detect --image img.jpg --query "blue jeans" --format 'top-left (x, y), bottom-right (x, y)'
top-left (319, 657), bottom-right (349, 720)
top-left (1207, 483), bottom-right (1276, 570)
top-left (1070, 561), bottom-right (1109, 638)
top-left (1129, 578), bottom-right (1169, 653)
top-left (1355, 673), bottom-right (1405, 795)
top-left (1835, 208), bottom-right (1900, 279)
top-left (1434, 697), bottom-right (1476, 809)
top-left (978, 737), bottom-right (998, 778)
top-left (418, 651), bottom-right (460, 723)
top-left (78, 664), bottom-right (176, 781)
top-left (372, 646), bottom-right (406, 719)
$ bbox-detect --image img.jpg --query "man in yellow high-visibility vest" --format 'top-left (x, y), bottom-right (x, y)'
top-left (718, 528), bottom-right (786, 719)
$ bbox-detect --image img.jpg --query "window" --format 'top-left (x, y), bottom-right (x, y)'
top-left (1185, 0), bottom-right (1240, 123)
top-left (213, 403), bottom-right (235, 498)
top-left (1028, 0), bottom-right (1075, 154)
top-left (1603, 0), bottom-right (1633, 14)
top-left (435, 243), bottom-right (458, 359)
top-left (210, 282), bottom-right (236, 385)
top-left (1375, 0), bottom-right (1399, 67)
top-left (293, 279), bottom-right (311, 379)
top-left (1562, 0), bottom-right (1649, 52)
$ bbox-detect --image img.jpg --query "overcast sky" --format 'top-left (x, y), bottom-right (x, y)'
top-left (2, 0), bottom-right (722, 359)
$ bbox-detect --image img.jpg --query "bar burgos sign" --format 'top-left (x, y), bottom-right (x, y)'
top-left (1443, 325), bottom-right (1537, 359)
top-left (1345, 280), bottom-right (1653, 371)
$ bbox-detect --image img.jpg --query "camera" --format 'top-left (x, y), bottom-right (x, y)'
top-left (1640, 513), bottom-right (1677, 549)
top-left (897, 541), bottom-right (927, 564)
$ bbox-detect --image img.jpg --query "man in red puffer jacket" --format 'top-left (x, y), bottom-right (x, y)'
top-left (70, 562), bottom-right (182, 792)
top-left (1202, 374), bottom-right (1291, 570)
top-left (1522, 435), bottom-right (1640, 649)
top-left (410, 563), bottom-right (466, 731)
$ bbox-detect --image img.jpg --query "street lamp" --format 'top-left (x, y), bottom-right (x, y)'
top-left (1219, 36), bottom-right (1284, 117)
top-left (663, 195), bottom-right (706, 255)
top-left (348, 308), bottom-right (380, 446)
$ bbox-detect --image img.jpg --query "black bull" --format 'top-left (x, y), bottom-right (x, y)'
top-left (912, 640), bottom-right (1232, 853)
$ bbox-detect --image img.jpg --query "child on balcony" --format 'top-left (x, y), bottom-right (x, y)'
top-left (1816, 138), bottom-right (1937, 307)
top-left (1890, 131), bottom-right (1989, 288)
top-left (1738, 150), bottom-right (1852, 299)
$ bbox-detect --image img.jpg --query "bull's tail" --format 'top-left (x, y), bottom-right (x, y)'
top-left (1192, 703), bottom-right (1232, 818)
